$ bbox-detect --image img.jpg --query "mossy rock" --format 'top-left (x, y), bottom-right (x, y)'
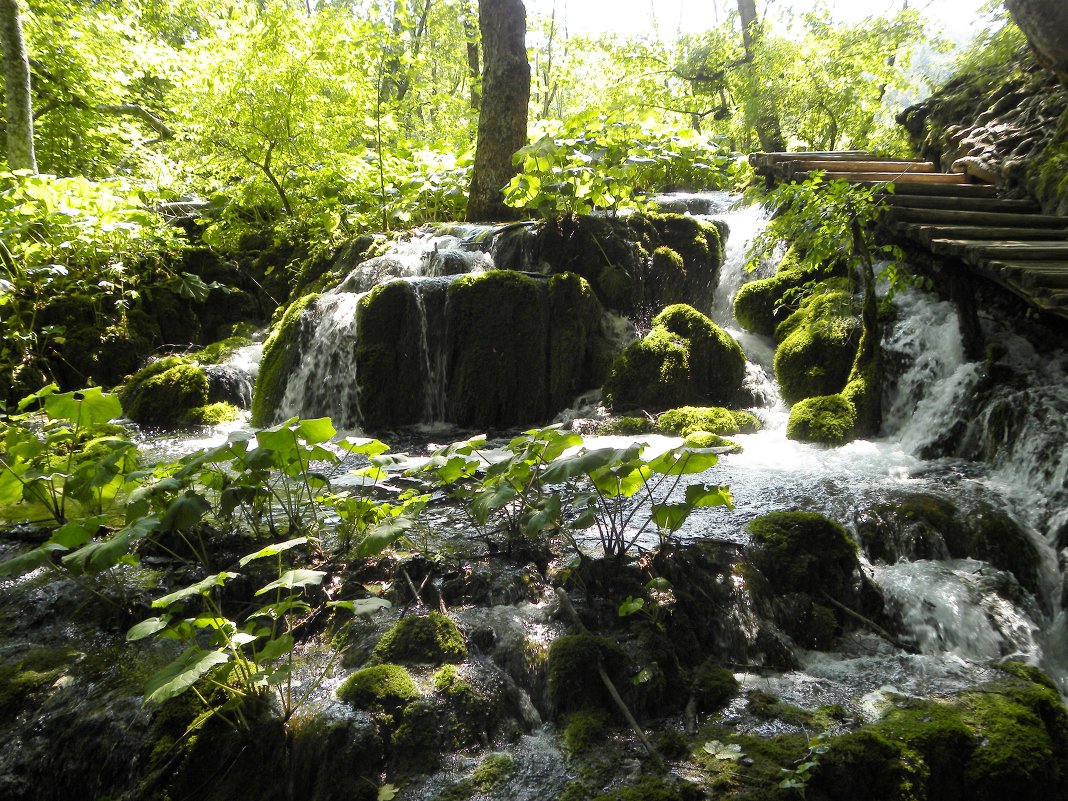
top-left (733, 245), bottom-right (823, 336)
top-left (195, 336), bottom-right (253, 365)
top-left (371, 612), bottom-right (467, 666)
top-left (435, 752), bottom-right (516, 801)
top-left (596, 416), bottom-right (655, 435)
top-left (548, 272), bottom-right (613, 412)
top-left (603, 305), bottom-right (746, 413)
top-left (693, 662), bottom-right (738, 713)
top-left (806, 729), bottom-right (924, 801)
top-left (647, 246), bottom-right (688, 309)
top-left (591, 776), bottom-right (704, 801)
top-left (787, 393), bottom-right (857, 446)
top-left (774, 286), bottom-right (861, 405)
top-left (683, 431), bottom-right (737, 450)
top-left (0, 647), bottom-right (79, 717)
top-left (547, 634), bottom-right (627, 716)
top-left (121, 356), bottom-right (210, 428)
top-left (184, 402), bottom-right (242, 426)
top-left (446, 271), bottom-right (549, 426)
top-left (251, 292), bottom-right (319, 426)
top-left (356, 280), bottom-right (428, 428)
top-left (563, 711), bottom-right (608, 753)
top-left (658, 405), bottom-right (756, 437)
top-left (746, 511), bottom-right (859, 601)
top-left (337, 663), bottom-right (420, 713)
top-left (650, 213), bottom-right (724, 311)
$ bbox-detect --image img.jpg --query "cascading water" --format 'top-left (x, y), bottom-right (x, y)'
top-left (668, 191), bottom-right (1068, 698)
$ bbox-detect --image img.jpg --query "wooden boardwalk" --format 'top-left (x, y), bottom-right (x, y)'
top-left (751, 151), bottom-right (1068, 323)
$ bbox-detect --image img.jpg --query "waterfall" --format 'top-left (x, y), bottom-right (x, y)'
top-left (409, 276), bottom-right (452, 422)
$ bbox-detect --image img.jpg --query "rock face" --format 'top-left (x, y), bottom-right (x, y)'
top-left (602, 304), bottom-right (747, 413)
top-left (898, 48), bottom-right (1068, 213)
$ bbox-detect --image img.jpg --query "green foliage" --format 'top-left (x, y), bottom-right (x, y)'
top-left (952, 4), bottom-right (1030, 81)
top-left (505, 113), bottom-right (740, 218)
top-left (370, 612), bottom-right (467, 666)
top-left (337, 664), bottom-right (421, 713)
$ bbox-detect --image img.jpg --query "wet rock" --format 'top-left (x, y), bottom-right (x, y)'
top-left (369, 611), bottom-right (467, 666)
top-left (250, 293), bottom-right (319, 426)
top-left (786, 393), bottom-right (857, 446)
top-left (120, 355), bottom-right (212, 427)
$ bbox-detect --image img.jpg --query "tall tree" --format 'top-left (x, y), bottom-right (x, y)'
top-left (1006, 0), bottom-right (1068, 85)
top-left (0, 0), bottom-right (37, 172)
top-left (734, 0), bottom-right (784, 152)
top-left (466, 0), bottom-right (529, 221)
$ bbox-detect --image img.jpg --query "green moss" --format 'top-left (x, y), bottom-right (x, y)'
top-left (648, 246), bottom-right (687, 307)
top-left (436, 752), bottom-right (515, 801)
top-left (659, 406), bottom-right (741, 437)
top-left (746, 690), bottom-right (817, 727)
top-left (786, 393), bottom-right (857, 446)
top-left (682, 431), bottom-right (736, 450)
top-left (591, 776), bottom-right (703, 801)
top-left (746, 511), bottom-right (859, 600)
top-left (195, 336), bottom-right (253, 365)
top-left (446, 271), bottom-right (549, 426)
top-left (773, 286), bottom-right (860, 405)
top-left (336, 663), bottom-right (420, 712)
top-left (356, 281), bottom-right (426, 428)
top-left (603, 305), bottom-right (746, 413)
top-left (0, 647), bottom-right (78, 717)
top-left (184, 402), bottom-right (242, 426)
top-left (548, 272), bottom-right (612, 412)
top-left (656, 729), bottom-right (692, 760)
top-left (391, 698), bottom-right (443, 773)
top-left (732, 246), bottom-right (815, 336)
top-left (564, 711), bottom-right (608, 753)
top-left (652, 213), bottom-right (724, 311)
top-left (251, 293), bottom-right (319, 426)
top-left (997, 662), bottom-right (1059, 692)
top-left (694, 663), bottom-right (738, 713)
top-left (547, 634), bottom-right (627, 716)
top-left (121, 357), bottom-right (210, 428)
top-left (371, 612), bottom-right (466, 666)
top-left (808, 729), bottom-right (925, 801)
top-left (596, 416), bottom-right (655, 435)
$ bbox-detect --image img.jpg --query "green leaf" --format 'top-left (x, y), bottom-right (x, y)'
top-left (160, 491), bottom-right (211, 532)
top-left (44, 387), bottom-right (122, 426)
top-left (255, 569), bottom-right (327, 596)
top-left (470, 482), bottom-right (517, 524)
top-left (651, 503), bottom-right (691, 533)
top-left (328, 597), bottom-right (392, 616)
top-left (296, 417), bottom-right (336, 444)
top-left (61, 529), bottom-right (135, 575)
top-left (356, 517), bottom-right (413, 558)
top-left (143, 647), bottom-right (231, 706)
top-left (647, 448), bottom-right (718, 476)
top-left (238, 537), bottom-right (309, 567)
top-left (378, 784), bottom-right (399, 801)
top-left (16, 382), bottom-right (59, 411)
top-left (256, 633), bottom-right (295, 662)
top-left (523, 494), bottom-right (562, 536)
top-left (618, 596), bottom-right (645, 617)
top-left (0, 542), bottom-right (65, 577)
top-left (50, 516), bottom-right (105, 548)
top-left (127, 616), bottom-right (170, 641)
top-left (153, 572), bottom-right (239, 609)
top-left (339, 436), bottom-right (390, 457)
top-left (685, 483), bottom-right (734, 509)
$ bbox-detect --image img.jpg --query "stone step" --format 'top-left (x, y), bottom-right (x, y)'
top-left (930, 239), bottom-right (1068, 260)
top-left (899, 224), bottom-right (1068, 246)
top-left (884, 194), bottom-right (1040, 213)
top-left (887, 207), bottom-right (1068, 228)
top-left (795, 160), bottom-right (936, 173)
top-left (796, 170), bottom-right (970, 184)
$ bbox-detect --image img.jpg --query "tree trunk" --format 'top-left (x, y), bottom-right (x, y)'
top-left (736, 0), bottom-right (758, 59)
top-left (734, 0), bottom-right (784, 152)
top-left (1006, 0), bottom-right (1068, 85)
top-left (466, 0), bottom-right (529, 222)
top-left (0, 0), bottom-right (37, 172)
top-left (463, 1), bottom-right (481, 110)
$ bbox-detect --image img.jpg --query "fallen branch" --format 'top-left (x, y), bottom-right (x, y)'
top-left (821, 590), bottom-right (918, 653)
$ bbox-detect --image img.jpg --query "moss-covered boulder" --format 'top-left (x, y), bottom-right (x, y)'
top-left (774, 285), bottom-right (861, 405)
top-left (355, 281), bottom-right (428, 428)
top-left (746, 511), bottom-right (860, 649)
top-left (693, 662), bottom-right (739, 713)
top-left (787, 393), bottom-right (857, 446)
top-left (658, 405), bottom-right (761, 437)
top-left (370, 612), bottom-right (467, 666)
top-left (445, 271), bottom-right (547, 426)
top-left (647, 246), bottom-right (688, 308)
top-left (548, 272), bottom-right (613, 412)
top-left (733, 246), bottom-right (826, 336)
top-left (547, 634), bottom-right (628, 716)
top-left (603, 305), bottom-right (746, 413)
top-left (121, 356), bottom-right (210, 427)
top-left (337, 663), bottom-right (420, 713)
top-left (251, 293), bottom-right (319, 426)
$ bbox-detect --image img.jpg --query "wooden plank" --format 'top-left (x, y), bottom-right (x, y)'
top-left (884, 195), bottom-right (1040, 213)
top-left (794, 159), bottom-right (936, 172)
top-left (862, 181), bottom-right (999, 198)
top-left (752, 151), bottom-right (874, 163)
top-left (897, 225), bottom-right (1068, 246)
top-left (930, 239), bottom-right (1068, 260)
top-left (796, 171), bottom-right (971, 184)
top-left (984, 261), bottom-right (1068, 289)
top-left (887, 207), bottom-right (1068, 228)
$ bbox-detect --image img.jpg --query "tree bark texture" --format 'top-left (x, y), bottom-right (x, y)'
top-left (1007, 0), bottom-right (1068, 85)
top-left (0, 0), bottom-right (37, 172)
top-left (466, 0), bottom-right (529, 222)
